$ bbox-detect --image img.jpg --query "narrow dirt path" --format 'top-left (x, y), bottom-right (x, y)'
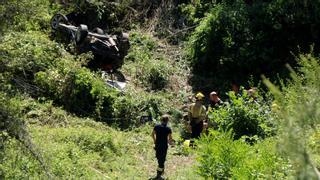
top-left (165, 152), bottom-right (199, 179)
top-left (143, 146), bottom-right (202, 179)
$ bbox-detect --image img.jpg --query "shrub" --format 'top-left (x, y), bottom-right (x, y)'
top-left (208, 89), bottom-right (275, 140)
top-left (112, 92), bottom-right (167, 128)
top-left (35, 64), bottom-right (117, 121)
top-left (264, 53), bottom-right (320, 178)
top-left (309, 131), bottom-right (320, 172)
top-left (0, 32), bottom-right (62, 80)
top-left (196, 131), bottom-right (291, 179)
top-left (188, 0), bottom-right (320, 92)
top-left (0, 0), bottom-right (52, 33)
top-left (196, 131), bottom-right (249, 179)
top-left (178, 0), bottom-right (219, 26)
top-left (147, 60), bottom-right (170, 90)
top-left (0, 30), bottom-right (116, 121)
top-left (54, 0), bottom-right (139, 31)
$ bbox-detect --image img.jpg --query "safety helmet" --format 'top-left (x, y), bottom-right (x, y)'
top-left (210, 91), bottom-right (217, 96)
top-left (195, 92), bottom-right (205, 100)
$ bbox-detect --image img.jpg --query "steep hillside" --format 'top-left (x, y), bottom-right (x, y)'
top-left (1, 97), bottom-right (198, 178)
top-left (1, 0), bottom-right (320, 179)
top-left (0, 0), bottom-right (196, 178)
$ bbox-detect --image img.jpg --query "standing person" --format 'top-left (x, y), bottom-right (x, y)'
top-left (188, 92), bottom-right (206, 139)
top-left (151, 114), bottom-right (174, 179)
top-left (247, 87), bottom-right (257, 100)
top-left (207, 91), bottom-right (224, 130)
top-left (208, 91), bottom-right (224, 110)
top-left (231, 83), bottom-right (240, 95)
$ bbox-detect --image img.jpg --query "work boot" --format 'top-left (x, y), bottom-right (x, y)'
top-left (155, 168), bottom-right (165, 179)
top-left (157, 170), bottom-right (163, 178)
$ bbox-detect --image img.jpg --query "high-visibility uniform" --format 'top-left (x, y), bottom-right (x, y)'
top-left (189, 103), bottom-right (206, 139)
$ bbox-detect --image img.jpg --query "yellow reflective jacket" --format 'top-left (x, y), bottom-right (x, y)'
top-left (189, 103), bottom-right (206, 119)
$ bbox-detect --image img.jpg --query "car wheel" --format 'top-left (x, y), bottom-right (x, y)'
top-left (92, 27), bottom-right (104, 35)
top-left (120, 32), bottom-right (129, 40)
top-left (75, 24), bottom-right (88, 44)
top-left (51, 13), bottom-right (68, 30)
top-left (118, 32), bottom-right (130, 57)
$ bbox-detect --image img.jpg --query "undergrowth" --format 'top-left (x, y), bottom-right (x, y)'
top-left (2, 0), bottom-right (320, 179)
top-left (197, 131), bottom-right (291, 179)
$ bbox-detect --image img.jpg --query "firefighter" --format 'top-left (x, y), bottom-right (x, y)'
top-left (188, 92), bottom-right (206, 139)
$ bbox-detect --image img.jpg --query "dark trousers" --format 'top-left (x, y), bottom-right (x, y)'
top-left (191, 120), bottom-right (203, 139)
top-left (155, 146), bottom-right (168, 169)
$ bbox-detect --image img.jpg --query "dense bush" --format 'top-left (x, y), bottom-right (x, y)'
top-left (196, 131), bottom-right (291, 179)
top-left (264, 53), bottom-right (320, 178)
top-left (208, 89), bottom-right (275, 140)
top-left (52, 0), bottom-right (161, 32)
top-left (0, 31), bottom-right (117, 121)
top-left (112, 91), bottom-right (172, 128)
top-left (0, 0), bottom-right (52, 33)
top-left (0, 32), bottom-right (61, 81)
top-left (178, 0), bottom-right (219, 26)
top-left (35, 66), bottom-right (117, 120)
top-left (0, 30), bottom-right (181, 129)
top-left (188, 0), bottom-right (320, 92)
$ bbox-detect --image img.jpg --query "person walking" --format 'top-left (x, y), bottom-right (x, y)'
top-left (151, 114), bottom-right (174, 179)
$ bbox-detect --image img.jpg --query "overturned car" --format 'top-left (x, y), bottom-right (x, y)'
top-left (51, 13), bottom-right (130, 88)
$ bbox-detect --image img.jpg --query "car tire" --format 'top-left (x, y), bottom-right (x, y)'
top-left (92, 27), bottom-right (104, 35)
top-left (75, 24), bottom-right (88, 44)
top-left (120, 32), bottom-right (129, 40)
top-left (118, 32), bottom-right (130, 57)
top-left (51, 13), bottom-right (68, 30)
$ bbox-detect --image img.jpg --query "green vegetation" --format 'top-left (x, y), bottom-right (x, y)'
top-left (197, 131), bottom-right (291, 179)
top-left (179, 0), bottom-right (218, 26)
top-left (208, 90), bottom-right (275, 140)
top-left (195, 54), bottom-right (320, 179)
top-left (124, 32), bottom-right (172, 90)
top-left (0, 0), bottom-right (51, 33)
top-left (264, 53), bottom-right (320, 178)
top-left (0, 0), bottom-right (191, 178)
top-left (0, 92), bottom-right (196, 178)
top-left (1, 0), bottom-right (320, 179)
top-left (188, 0), bottom-right (320, 92)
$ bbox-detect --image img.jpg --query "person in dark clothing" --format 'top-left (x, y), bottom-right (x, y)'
top-left (151, 114), bottom-right (174, 179)
top-left (207, 91), bottom-right (224, 130)
top-left (231, 83), bottom-right (240, 94)
top-left (208, 91), bottom-right (224, 110)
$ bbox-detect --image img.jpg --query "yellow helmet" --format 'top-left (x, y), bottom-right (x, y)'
top-left (195, 92), bottom-right (205, 100)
